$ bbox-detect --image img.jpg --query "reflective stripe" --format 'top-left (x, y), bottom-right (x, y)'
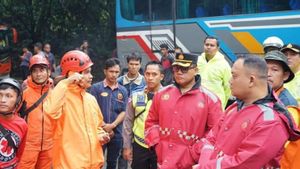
top-left (216, 156), bottom-right (224, 169)
top-left (201, 87), bottom-right (218, 103)
top-left (134, 133), bottom-right (146, 144)
top-left (258, 104), bottom-right (275, 121)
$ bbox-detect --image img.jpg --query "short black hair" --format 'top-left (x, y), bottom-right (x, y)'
top-left (145, 61), bottom-right (164, 74)
top-left (34, 42), bottom-right (43, 50)
top-left (160, 43), bottom-right (169, 50)
top-left (204, 36), bottom-right (220, 47)
top-left (126, 53), bottom-right (142, 63)
top-left (104, 58), bottom-right (121, 69)
top-left (237, 55), bottom-right (268, 80)
top-left (0, 84), bottom-right (20, 97)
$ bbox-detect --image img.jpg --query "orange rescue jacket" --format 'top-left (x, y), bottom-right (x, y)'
top-left (281, 106), bottom-right (300, 169)
top-left (22, 77), bottom-right (53, 151)
top-left (44, 79), bottom-right (104, 169)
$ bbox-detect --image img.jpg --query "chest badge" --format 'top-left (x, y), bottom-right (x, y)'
top-left (117, 93), bottom-right (123, 100)
top-left (241, 119), bottom-right (250, 130)
top-left (198, 101), bottom-right (204, 108)
top-left (161, 93), bottom-right (170, 101)
top-left (101, 92), bottom-right (108, 97)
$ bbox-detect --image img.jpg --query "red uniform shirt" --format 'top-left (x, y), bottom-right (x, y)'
top-left (145, 77), bottom-right (223, 169)
top-left (0, 115), bottom-right (27, 169)
top-left (194, 97), bottom-right (300, 169)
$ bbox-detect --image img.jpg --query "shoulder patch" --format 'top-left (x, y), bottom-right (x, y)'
top-left (258, 104), bottom-right (275, 121)
top-left (136, 94), bottom-right (146, 107)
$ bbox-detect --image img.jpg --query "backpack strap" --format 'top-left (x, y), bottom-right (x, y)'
top-left (22, 91), bottom-right (48, 119)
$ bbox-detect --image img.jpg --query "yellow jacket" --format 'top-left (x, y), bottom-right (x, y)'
top-left (285, 71), bottom-right (300, 105)
top-left (197, 51), bottom-right (231, 109)
top-left (44, 79), bottom-right (104, 169)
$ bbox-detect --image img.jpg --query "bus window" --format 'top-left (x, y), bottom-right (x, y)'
top-left (177, 0), bottom-right (294, 19)
top-left (152, 0), bottom-right (172, 20)
top-left (121, 0), bottom-right (173, 21)
top-left (121, 0), bottom-right (297, 21)
top-left (121, 0), bottom-right (149, 21)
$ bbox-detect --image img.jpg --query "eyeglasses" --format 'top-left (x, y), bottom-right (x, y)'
top-left (172, 65), bottom-right (195, 73)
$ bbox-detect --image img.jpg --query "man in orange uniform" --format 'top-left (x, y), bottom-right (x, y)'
top-left (44, 50), bottom-right (110, 169)
top-left (19, 54), bottom-right (54, 168)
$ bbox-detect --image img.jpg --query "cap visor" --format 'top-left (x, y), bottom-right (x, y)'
top-left (281, 47), bottom-right (300, 53)
top-left (172, 62), bottom-right (191, 67)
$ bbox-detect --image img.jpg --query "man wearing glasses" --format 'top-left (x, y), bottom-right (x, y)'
top-left (144, 53), bottom-right (223, 169)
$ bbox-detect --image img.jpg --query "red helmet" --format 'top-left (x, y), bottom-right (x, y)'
top-left (29, 54), bottom-right (50, 70)
top-left (60, 50), bottom-right (93, 76)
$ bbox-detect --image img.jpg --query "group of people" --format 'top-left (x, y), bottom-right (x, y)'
top-left (20, 42), bottom-right (56, 80)
top-left (0, 34), bottom-right (299, 169)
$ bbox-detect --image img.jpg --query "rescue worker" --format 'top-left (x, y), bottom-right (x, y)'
top-left (145, 53), bottom-right (223, 169)
top-left (0, 78), bottom-right (28, 168)
top-left (19, 55), bottom-right (54, 169)
top-left (192, 55), bottom-right (300, 169)
top-left (197, 36), bottom-right (231, 109)
top-left (44, 50), bottom-right (110, 169)
top-left (275, 45), bottom-right (300, 169)
top-left (90, 58), bottom-right (128, 169)
top-left (263, 36), bottom-right (284, 53)
top-left (265, 50), bottom-right (298, 107)
top-left (122, 61), bottom-right (164, 169)
top-left (281, 43), bottom-right (300, 105)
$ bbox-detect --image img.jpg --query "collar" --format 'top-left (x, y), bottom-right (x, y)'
top-left (237, 85), bottom-right (276, 110)
top-left (144, 85), bottom-right (163, 94)
top-left (275, 85), bottom-right (285, 96)
top-left (104, 79), bottom-right (119, 90)
top-left (202, 51), bottom-right (224, 63)
top-left (67, 83), bottom-right (86, 95)
top-left (122, 73), bottom-right (143, 85)
top-left (27, 77), bottom-right (53, 92)
top-left (174, 75), bottom-right (201, 92)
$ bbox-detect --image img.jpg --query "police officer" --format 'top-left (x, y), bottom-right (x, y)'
top-left (122, 61), bottom-right (164, 169)
top-left (145, 53), bottom-right (223, 168)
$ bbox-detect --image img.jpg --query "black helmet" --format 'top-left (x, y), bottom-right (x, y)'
top-left (0, 78), bottom-right (22, 94)
top-left (264, 50), bottom-right (294, 83)
top-left (0, 78), bottom-right (23, 110)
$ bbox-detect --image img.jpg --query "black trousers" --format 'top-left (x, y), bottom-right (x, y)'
top-left (132, 141), bottom-right (157, 169)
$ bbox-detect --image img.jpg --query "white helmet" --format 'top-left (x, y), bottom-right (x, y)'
top-left (263, 36), bottom-right (284, 49)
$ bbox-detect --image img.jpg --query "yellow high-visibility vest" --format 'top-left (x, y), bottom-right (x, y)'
top-left (132, 91), bottom-right (153, 148)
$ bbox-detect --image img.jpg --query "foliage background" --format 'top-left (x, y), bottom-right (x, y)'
top-left (0, 0), bottom-right (116, 81)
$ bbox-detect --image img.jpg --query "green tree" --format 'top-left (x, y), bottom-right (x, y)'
top-left (0, 0), bottom-right (116, 80)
